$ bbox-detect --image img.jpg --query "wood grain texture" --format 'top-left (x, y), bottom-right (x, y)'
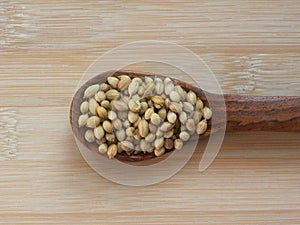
top-left (0, 108), bottom-right (18, 160)
top-left (224, 95), bottom-right (300, 132)
top-left (1, 0), bottom-right (300, 224)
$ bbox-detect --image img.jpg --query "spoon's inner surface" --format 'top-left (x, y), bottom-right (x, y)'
top-left (70, 70), bottom-right (213, 162)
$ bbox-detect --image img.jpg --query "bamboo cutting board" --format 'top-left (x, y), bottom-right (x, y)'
top-left (1, 0), bottom-right (300, 224)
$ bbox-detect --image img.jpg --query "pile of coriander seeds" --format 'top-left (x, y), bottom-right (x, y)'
top-left (78, 74), bottom-right (212, 159)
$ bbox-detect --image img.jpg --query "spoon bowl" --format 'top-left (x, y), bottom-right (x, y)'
top-left (70, 70), bottom-right (215, 162)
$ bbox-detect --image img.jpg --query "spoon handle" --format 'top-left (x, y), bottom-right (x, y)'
top-left (224, 95), bottom-right (300, 132)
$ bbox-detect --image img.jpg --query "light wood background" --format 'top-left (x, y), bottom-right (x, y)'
top-left (1, 0), bottom-right (300, 224)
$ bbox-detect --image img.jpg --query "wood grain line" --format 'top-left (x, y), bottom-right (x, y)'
top-left (0, 108), bottom-right (18, 160)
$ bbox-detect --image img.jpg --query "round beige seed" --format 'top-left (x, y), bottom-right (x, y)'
top-left (98, 143), bottom-right (108, 154)
top-left (103, 120), bottom-right (113, 133)
top-left (80, 101), bottom-right (89, 114)
top-left (132, 77), bottom-right (143, 84)
top-left (179, 131), bottom-right (190, 142)
top-left (88, 98), bottom-right (99, 115)
top-left (126, 127), bottom-right (135, 137)
top-left (118, 76), bottom-right (131, 91)
top-left (96, 106), bottom-right (108, 120)
top-left (169, 91), bottom-right (181, 102)
top-left (160, 122), bottom-right (173, 132)
top-left (154, 77), bottom-right (163, 83)
top-left (144, 82), bottom-right (155, 97)
top-left (128, 81), bottom-right (139, 96)
top-left (106, 133), bottom-right (116, 144)
top-left (154, 147), bottom-right (165, 157)
top-left (116, 129), bottom-right (126, 141)
top-left (196, 120), bottom-right (208, 135)
top-left (111, 100), bottom-right (128, 111)
top-left (120, 141), bottom-right (134, 152)
top-left (193, 111), bottom-right (202, 124)
top-left (138, 119), bottom-right (149, 138)
top-left (99, 83), bottom-right (110, 92)
top-left (94, 126), bottom-right (105, 140)
top-left (112, 118), bottom-right (123, 130)
top-left (155, 80), bottom-right (164, 95)
top-left (158, 108), bottom-right (167, 120)
top-left (169, 102), bottom-right (182, 114)
top-left (150, 113), bottom-right (161, 126)
top-left (128, 111), bottom-right (139, 123)
top-left (149, 123), bottom-right (157, 133)
top-left (123, 119), bottom-right (130, 128)
top-left (164, 77), bottom-right (172, 84)
top-left (154, 137), bottom-right (165, 149)
top-left (107, 111), bottom-right (117, 120)
top-left (118, 74), bottom-right (130, 80)
top-left (138, 86), bottom-right (145, 96)
top-left (145, 77), bottom-right (153, 84)
top-left (196, 99), bottom-right (204, 110)
top-left (183, 102), bottom-right (194, 113)
top-left (107, 77), bottom-right (119, 89)
top-left (106, 89), bottom-right (120, 100)
top-left (167, 111), bottom-right (177, 123)
top-left (151, 96), bottom-right (165, 106)
top-left (78, 114), bottom-right (88, 128)
top-left (128, 99), bottom-right (141, 113)
top-left (101, 100), bottom-right (111, 109)
top-left (174, 139), bottom-right (183, 150)
top-left (164, 129), bottom-right (174, 139)
top-left (107, 144), bottom-right (117, 159)
top-left (84, 130), bottom-right (95, 143)
top-left (94, 91), bottom-right (106, 102)
top-left (186, 91), bottom-right (197, 104)
top-left (174, 85), bottom-right (186, 100)
top-left (164, 78), bottom-right (174, 95)
top-left (144, 107), bottom-right (154, 120)
top-left (145, 133), bottom-right (156, 143)
top-left (179, 111), bottom-right (187, 124)
top-left (84, 84), bottom-right (99, 99)
top-left (154, 103), bottom-right (162, 109)
top-left (202, 107), bottom-right (212, 120)
top-left (186, 119), bottom-right (195, 132)
top-left (86, 116), bottom-right (100, 128)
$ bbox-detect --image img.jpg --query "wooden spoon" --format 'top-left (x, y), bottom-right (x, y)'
top-left (70, 70), bottom-right (300, 162)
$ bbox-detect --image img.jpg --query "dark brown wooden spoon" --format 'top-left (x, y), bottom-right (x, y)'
top-left (70, 70), bottom-right (300, 162)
